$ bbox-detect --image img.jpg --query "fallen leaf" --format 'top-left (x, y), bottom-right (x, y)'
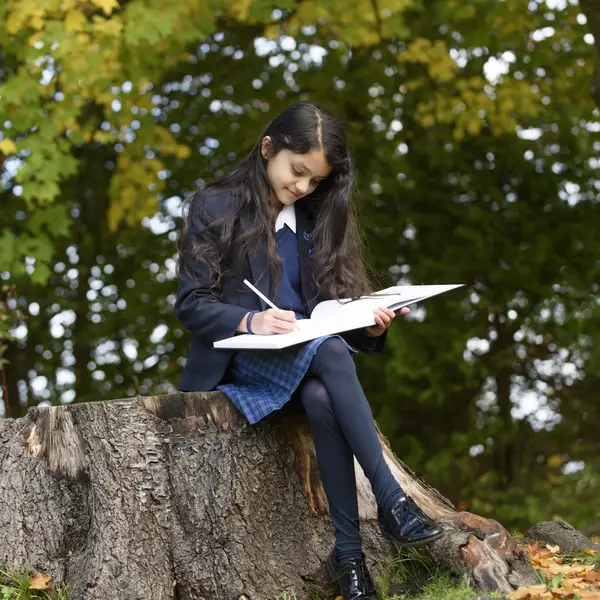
top-left (29, 571), bottom-right (52, 590)
top-left (550, 590), bottom-right (574, 598)
top-left (547, 564), bottom-right (588, 576)
top-left (509, 584), bottom-right (548, 599)
top-left (583, 571), bottom-right (600, 583)
top-left (522, 542), bottom-right (543, 554)
top-left (560, 577), bottom-right (584, 592)
top-left (533, 557), bottom-right (552, 568)
top-left (572, 592), bottom-right (600, 599)
top-left (546, 545), bottom-right (561, 554)
top-left (555, 558), bottom-right (564, 565)
top-left (584, 548), bottom-right (597, 556)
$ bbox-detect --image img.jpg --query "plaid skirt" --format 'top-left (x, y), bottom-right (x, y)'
top-left (216, 334), bottom-right (357, 425)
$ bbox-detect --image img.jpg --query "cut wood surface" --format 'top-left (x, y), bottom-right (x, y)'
top-left (0, 391), bottom-right (538, 599)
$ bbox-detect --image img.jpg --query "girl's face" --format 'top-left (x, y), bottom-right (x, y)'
top-left (261, 137), bottom-right (332, 208)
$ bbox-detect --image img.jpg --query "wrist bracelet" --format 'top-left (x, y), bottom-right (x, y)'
top-left (246, 310), bottom-right (260, 334)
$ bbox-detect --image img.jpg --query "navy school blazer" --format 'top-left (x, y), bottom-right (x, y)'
top-left (175, 186), bottom-right (387, 392)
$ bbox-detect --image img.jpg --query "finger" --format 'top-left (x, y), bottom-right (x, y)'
top-left (380, 310), bottom-right (393, 322)
top-left (394, 307), bottom-right (410, 316)
top-left (272, 324), bottom-right (295, 334)
top-left (273, 309), bottom-right (297, 323)
top-left (273, 317), bottom-right (297, 329)
top-left (375, 306), bottom-right (394, 319)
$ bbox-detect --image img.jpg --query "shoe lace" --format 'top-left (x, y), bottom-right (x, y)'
top-left (331, 557), bottom-right (368, 587)
top-left (391, 497), bottom-right (432, 535)
top-left (393, 497), bottom-right (428, 521)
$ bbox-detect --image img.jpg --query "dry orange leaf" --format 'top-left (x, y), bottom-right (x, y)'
top-left (560, 578), bottom-right (585, 592)
top-left (572, 592), bottom-right (600, 599)
top-left (509, 584), bottom-right (549, 599)
top-left (522, 542), bottom-right (543, 554)
top-left (550, 590), bottom-right (575, 598)
top-left (583, 571), bottom-right (600, 583)
top-left (584, 548), bottom-right (597, 556)
top-left (29, 570), bottom-right (52, 590)
top-left (549, 563), bottom-right (593, 577)
top-left (533, 558), bottom-right (552, 568)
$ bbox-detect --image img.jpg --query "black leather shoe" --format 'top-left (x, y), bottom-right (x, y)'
top-left (325, 549), bottom-right (377, 600)
top-left (379, 495), bottom-right (444, 547)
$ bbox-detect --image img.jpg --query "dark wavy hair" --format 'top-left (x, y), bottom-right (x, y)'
top-left (178, 101), bottom-right (375, 301)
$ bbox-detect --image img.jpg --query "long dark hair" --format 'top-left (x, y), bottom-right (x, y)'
top-left (178, 101), bottom-right (374, 301)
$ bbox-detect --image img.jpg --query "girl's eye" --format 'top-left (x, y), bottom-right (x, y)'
top-left (292, 165), bottom-right (320, 185)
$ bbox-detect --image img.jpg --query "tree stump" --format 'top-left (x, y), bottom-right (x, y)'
top-left (0, 391), bottom-right (537, 599)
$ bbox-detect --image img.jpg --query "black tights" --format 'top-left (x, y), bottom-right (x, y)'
top-left (298, 338), bottom-right (405, 562)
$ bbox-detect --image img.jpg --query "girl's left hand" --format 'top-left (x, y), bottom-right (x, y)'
top-left (365, 306), bottom-right (410, 337)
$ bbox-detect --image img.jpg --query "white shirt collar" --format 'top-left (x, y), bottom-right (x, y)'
top-left (275, 203), bottom-right (296, 233)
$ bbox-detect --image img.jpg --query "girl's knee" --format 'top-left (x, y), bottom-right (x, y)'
top-left (312, 337), bottom-right (355, 372)
top-left (300, 378), bottom-right (334, 419)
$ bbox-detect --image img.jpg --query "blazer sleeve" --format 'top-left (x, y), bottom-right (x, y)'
top-left (174, 190), bottom-right (249, 343)
top-left (339, 327), bottom-right (387, 355)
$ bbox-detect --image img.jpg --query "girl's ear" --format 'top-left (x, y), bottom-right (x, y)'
top-left (261, 135), bottom-right (272, 160)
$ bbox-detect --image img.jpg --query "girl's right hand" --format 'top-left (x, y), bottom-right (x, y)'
top-left (249, 308), bottom-right (297, 335)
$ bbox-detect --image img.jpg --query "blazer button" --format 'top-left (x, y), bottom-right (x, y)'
top-left (303, 230), bottom-right (313, 241)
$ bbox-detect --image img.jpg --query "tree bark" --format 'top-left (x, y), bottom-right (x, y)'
top-left (0, 392), bottom-right (537, 599)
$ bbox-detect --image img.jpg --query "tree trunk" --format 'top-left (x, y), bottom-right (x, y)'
top-left (0, 392), bottom-right (537, 599)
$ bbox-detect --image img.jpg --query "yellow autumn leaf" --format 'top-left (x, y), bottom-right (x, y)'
top-left (547, 454), bottom-right (563, 469)
top-left (509, 583), bottom-right (548, 599)
top-left (29, 9), bottom-right (46, 31)
top-left (29, 570), bottom-right (52, 590)
top-left (174, 144), bottom-right (191, 159)
top-left (91, 0), bottom-right (120, 16)
top-left (64, 9), bottom-right (87, 32)
top-left (0, 138), bottom-right (17, 155)
top-left (6, 9), bottom-right (28, 34)
top-left (28, 31), bottom-right (45, 46)
top-left (228, 0), bottom-right (253, 20)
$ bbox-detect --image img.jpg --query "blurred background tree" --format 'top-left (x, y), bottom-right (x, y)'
top-left (1, 0), bottom-right (599, 534)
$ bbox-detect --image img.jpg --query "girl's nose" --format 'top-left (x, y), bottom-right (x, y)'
top-left (296, 178), bottom-right (310, 194)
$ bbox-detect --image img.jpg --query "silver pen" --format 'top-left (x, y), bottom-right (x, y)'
top-left (243, 279), bottom-right (300, 332)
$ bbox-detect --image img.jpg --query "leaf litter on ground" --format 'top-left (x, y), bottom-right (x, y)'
top-left (508, 542), bottom-right (600, 600)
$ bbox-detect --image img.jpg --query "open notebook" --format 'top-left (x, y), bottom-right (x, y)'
top-left (213, 284), bottom-right (464, 350)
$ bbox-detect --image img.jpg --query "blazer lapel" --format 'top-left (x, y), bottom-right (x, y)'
top-left (295, 202), bottom-right (321, 315)
top-left (240, 212), bottom-right (271, 311)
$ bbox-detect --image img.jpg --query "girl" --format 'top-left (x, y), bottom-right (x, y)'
top-left (176, 102), bottom-right (442, 600)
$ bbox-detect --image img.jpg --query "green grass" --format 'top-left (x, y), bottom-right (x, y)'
top-left (0, 567), bottom-right (68, 600)
top-left (376, 547), bottom-right (475, 600)
top-left (273, 590), bottom-right (298, 600)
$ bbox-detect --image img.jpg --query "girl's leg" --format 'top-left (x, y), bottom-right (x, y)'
top-left (299, 377), bottom-right (363, 562)
top-left (308, 338), bottom-right (406, 513)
